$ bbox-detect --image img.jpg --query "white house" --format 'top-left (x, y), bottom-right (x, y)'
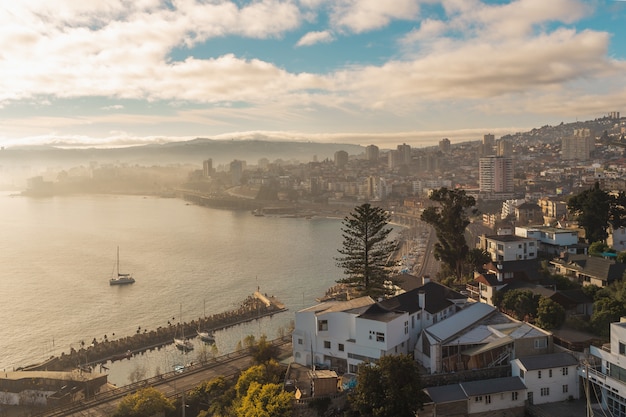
top-left (422, 376), bottom-right (527, 417)
top-left (581, 317), bottom-right (626, 416)
top-left (511, 352), bottom-right (579, 405)
top-left (479, 234), bottom-right (538, 262)
top-left (514, 225), bottom-right (579, 256)
top-left (608, 226), bottom-right (626, 252)
top-left (292, 281), bottom-right (469, 374)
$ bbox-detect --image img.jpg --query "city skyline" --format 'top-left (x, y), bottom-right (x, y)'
top-left (0, 0), bottom-right (624, 149)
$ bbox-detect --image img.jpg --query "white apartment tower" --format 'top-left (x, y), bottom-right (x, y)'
top-left (479, 156), bottom-right (514, 194)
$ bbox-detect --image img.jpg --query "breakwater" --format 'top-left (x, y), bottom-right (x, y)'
top-left (24, 294), bottom-right (287, 372)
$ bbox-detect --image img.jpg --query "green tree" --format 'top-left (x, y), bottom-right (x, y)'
top-left (466, 248), bottom-right (492, 272)
top-left (567, 182), bottom-right (626, 243)
top-left (114, 387), bottom-right (175, 417)
top-left (591, 297), bottom-right (626, 338)
top-left (536, 297), bottom-right (566, 330)
top-left (589, 241), bottom-right (609, 255)
top-left (235, 360), bottom-right (283, 398)
top-left (250, 334), bottom-right (280, 364)
top-left (187, 376), bottom-right (235, 417)
top-left (236, 382), bottom-right (293, 417)
top-left (335, 203), bottom-right (396, 297)
top-left (350, 355), bottom-right (423, 417)
top-left (501, 290), bottom-right (540, 321)
top-left (421, 187), bottom-right (476, 280)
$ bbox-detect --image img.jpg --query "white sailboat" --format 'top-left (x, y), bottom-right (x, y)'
top-left (109, 247), bottom-right (135, 285)
top-left (174, 304), bottom-right (194, 351)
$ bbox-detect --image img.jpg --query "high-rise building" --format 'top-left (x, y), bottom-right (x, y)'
top-left (202, 158), bottom-right (213, 178)
top-left (334, 150), bottom-right (349, 168)
top-left (365, 144), bottom-right (379, 163)
top-left (397, 143), bottom-right (412, 165)
top-left (496, 139), bottom-right (512, 157)
top-left (483, 134), bottom-right (495, 147)
top-left (561, 128), bottom-right (593, 161)
top-left (439, 138), bottom-right (451, 153)
top-left (479, 156), bottom-right (514, 194)
top-left (230, 160), bottom-right (244, 185)
top-left (609, 111), bottom-right (620, 119)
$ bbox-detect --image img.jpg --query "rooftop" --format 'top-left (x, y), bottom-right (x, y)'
top-left (514, 352), bottom-right (578, 370)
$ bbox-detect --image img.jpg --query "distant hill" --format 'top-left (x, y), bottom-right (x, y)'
top-left (0, 138), bottom-right (365, 169)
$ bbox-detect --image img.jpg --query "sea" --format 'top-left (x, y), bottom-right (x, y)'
top-left (0, 192), bottom-right (355, 386)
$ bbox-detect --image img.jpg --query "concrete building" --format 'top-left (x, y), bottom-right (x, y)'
top-left (496, 138), bottom-right (513, 157)
top-left (291, 281), bottom-right (470, 374)
top-left (479, 155), bottom-right (514, 195)
top-left (479, 234), bottom-right (538, 262)
top-left (202, 158), bottom-right (213, 178)
top-left (582, 317), bottom-right (626, 417)
top-left (439, 138), bottom-right (451, 153)
top-left (365, 144), bottom-right (379, 164)
top-left (562, 128), bottom-right (594, 161)
top-left (511, 352), bottom-right (579, 405)
top-left (550, 253), bottom-right (626, 287)
top-left (514, 225), bottom-right (579, 257)
top-left (229, 159), bottom-right (244, 185)
top-left (334, 150), bottom-right (349, 169)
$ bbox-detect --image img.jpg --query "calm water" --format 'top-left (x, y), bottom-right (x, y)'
top-left (0, 193), bottom-right (347, 383)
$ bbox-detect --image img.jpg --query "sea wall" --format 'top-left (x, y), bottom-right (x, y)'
top-left (23, 295), bottom-right (286, 372)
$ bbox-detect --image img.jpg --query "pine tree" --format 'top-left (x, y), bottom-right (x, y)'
top-left (335, 203), bottom-right (396, 297)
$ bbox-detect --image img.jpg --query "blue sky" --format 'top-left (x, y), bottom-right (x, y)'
top-left (0, 0), bottom-right (625, 149)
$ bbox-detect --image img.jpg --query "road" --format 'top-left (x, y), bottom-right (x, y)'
top-left (36, 338), bottom-right (293, 417)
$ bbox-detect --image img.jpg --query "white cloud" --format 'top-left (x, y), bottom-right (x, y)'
top-left (329, 0), bottom-right (421, 33)
top-left (296, 30), bottom-right (334, 46)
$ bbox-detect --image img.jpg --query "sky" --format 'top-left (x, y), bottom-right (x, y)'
top-left (0, 0), bottom-right (625, 149)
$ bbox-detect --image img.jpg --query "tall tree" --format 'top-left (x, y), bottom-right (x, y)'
top-left (114, 387), bottom-right (175, 417)
top-left (335, 203), bottom-right (396, 297)
top-left (567, 182), bottom-right (626, 244)
top-left (536, 297), bottom-right (566, 330)
top-left (350, 355), bottom-right (423, 417)
top-left (420, 187), bottom-right (476, 280)
top-left (236, 382), bottom-right (293, 417)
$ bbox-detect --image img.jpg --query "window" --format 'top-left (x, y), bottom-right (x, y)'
top-left (538, 370), bottom-right (542, 379)
top-left (318, 320), bottom-right (328, 331)
top-left (562, 367), bottom-right (569, 376)
top-left (540, 387), bottom-right (550, 396)
top-left (474, 396), bottom-right (482, 402)
top-left (349, 364), bottom-right (358, 373)
top-left (534, 338), bottom-right (547, 349)
top-left (485, 395), bottom-right (491, 404)
top-left (512, 392), bottom-right (518, 401)
top-left (338, 343), bottom-right (344, 352)
top-left (620, 342), bottom-right (625, 355)
top-left (405, 321), bottom-right (409, 335)
top-left (375, 332), bottom-right (385, 342)
top-left (520, 369), bottom-right (525, 378)
top-left (324, 341), bottom-right (331, 349)
top-left (411, 315), bottom-right (415, 329)
top-left (298, 338), bottom-right (303, 345)
top-left (563, 385), bottom-right (569, 393)
top-left (549, 369), bottom-right (553, 378)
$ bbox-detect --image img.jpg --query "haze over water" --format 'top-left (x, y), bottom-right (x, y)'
top-left (0, 193), bottom-right (344, 374)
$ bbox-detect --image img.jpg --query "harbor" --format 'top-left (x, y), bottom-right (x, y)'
top-left (23, 292), bottom-right (287, 373)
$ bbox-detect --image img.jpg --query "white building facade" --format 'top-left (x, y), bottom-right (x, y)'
top-left (511, 352), bottom-right (579, 405)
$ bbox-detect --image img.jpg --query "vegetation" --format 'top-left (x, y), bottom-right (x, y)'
top-left (188, 376), bottom-right (236, 417)
top-left (236, 382), bottom-right (293, 417)
top-left (567, 182), bottom-right (626, 244)
top-left (420, 187), bottom-right (477, 281)
top-left (349, 355), bottom-right (423, 417)
top-left (536, 298), bottom-right (566, 330)
top-left (114, 387), bottom-right (175, 417)
top-left (499, 290), bottom-right (541, 322)
top-left (335, 203), bottom-right (396, 297)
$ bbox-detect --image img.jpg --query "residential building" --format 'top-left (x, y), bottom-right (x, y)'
top-left (514, 202), bottom-right (543, 225)
top-left (415, 302), bottom-right (553, 374)
top-left (496, 138), bottom-right (513, 157)
top-left (582, 317), bottom-right (626, 417)
top-left (538, 197), bottom-right (568, 224)
top-left (550, 253), bottom-right (626, 287)
top-left (439, 138), bottom-right (451, 153)
top-left (202, 158), bottom-right (213, 178)
top-left (291, 281), bottom-right (469, 374)
top-left (479, 234), bottom-right (538, 262)
top-left (365, 144), bottom-right (379, 163)
top-left (515, 225), bottom-right (580, 257)
top-left (511, 352), bottom-right (579, 405)
top-left (479, 155), bottom-right (514, 197)
top-left (608, 226), bottom-right (626, 252)
top-left (334, 150), bottom-right (348, 168)
top-left (421, 376), bottom-right (527, 417)
top-left (562, 128), bottom-right (594, 161)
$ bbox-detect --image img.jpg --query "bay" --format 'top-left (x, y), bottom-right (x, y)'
top-left (0, 193), bottom-right (347, 384)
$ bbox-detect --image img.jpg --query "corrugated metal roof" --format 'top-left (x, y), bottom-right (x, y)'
top-left (425, 302), bottom-right (496, 342)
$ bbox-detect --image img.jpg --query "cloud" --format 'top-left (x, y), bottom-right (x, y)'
top-left (102, 104), bottom-right (125, 111)
top-left (296, 30), bottom-right (335, 46)
top-left (328, 0), bottom-right (421, 33)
